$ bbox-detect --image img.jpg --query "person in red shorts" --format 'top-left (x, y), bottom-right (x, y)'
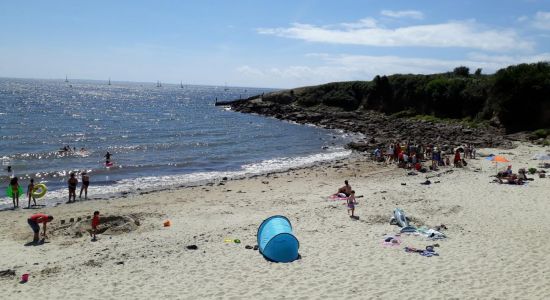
top-left (28, 213), bottom-right (53, 243)
top-left (91, 211), bottom-right (100, 241)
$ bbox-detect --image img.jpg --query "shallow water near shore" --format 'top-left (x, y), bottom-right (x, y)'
top-left (0, 78), bottom-right (353, 207)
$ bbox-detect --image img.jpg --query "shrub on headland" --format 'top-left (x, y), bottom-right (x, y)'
top-left (266, 62), bottom-right (550, 133)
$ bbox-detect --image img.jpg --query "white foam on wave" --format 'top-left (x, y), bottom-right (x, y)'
top-left (0, 148), bottom-right (352, 207)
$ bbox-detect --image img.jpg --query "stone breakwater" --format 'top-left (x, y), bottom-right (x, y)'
top-left (217, 96), bottom-right (514, 151)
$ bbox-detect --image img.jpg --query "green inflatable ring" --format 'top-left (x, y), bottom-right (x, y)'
top-left (32, 183), bottom-right (48, 199)
top-left (6, 186), bottom-right (23, 197)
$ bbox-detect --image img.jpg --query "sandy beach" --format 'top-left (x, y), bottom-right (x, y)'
top-left (0, 143), bottom-right (549, 299)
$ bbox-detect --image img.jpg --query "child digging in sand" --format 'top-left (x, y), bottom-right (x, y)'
top-left (347, 190), bottom-right (357, 218)
top-left (91, 211), bottom-right (100, 241)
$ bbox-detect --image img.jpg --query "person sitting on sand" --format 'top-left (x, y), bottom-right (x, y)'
top-left (497, 166), bottom-right (513, 178)
top-left (27, 178), bottom-right (37, 208)
top-left (67, 173), bottom-right (78, 203)
top-left (518, 168), bottom-right (529, 181)
top-left (347, 190), bottom-right (357, 218)
top-left (337, 180), bottom-right (352, 197)
top-left (28, 213), bottom-right (53, 243)
top-left (10, 177), bottom-right (19, 208)
top-left (80, 172), bottom-right (90, 200)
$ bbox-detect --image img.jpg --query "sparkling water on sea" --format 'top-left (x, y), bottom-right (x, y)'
top-left (0, 78), bottom-right (352, 207)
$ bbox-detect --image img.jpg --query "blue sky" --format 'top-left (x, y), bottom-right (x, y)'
top-left (1, 0), bottom-right (549, 88)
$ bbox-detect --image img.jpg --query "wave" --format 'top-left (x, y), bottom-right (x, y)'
top-left (0, 148), bottom-right (352, 207)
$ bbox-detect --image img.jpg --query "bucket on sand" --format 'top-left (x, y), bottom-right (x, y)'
top-left (163, 220), bottom-right (171, 227)
top-left (21, 273), bottom-right (29, 283)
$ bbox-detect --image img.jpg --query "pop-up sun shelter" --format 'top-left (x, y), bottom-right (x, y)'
top-left (257, 215), bottom-right (299, 263)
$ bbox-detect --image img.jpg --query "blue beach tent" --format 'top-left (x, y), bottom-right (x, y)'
top-left (257, 215), bottom-right (300, 263)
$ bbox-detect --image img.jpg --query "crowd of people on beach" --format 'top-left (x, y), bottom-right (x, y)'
top-left (372, 142), bottom-right (476, 171)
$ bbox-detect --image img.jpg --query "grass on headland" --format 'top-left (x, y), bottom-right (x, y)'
top-left (408, 114), bottom-right (489, 129)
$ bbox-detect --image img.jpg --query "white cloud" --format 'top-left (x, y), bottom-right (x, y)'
top-left (533, 11), bottom-right (550, 30)
top-left (236, 53), bottom-right (550, 88)
top-left (381, 10), bottom-right (424, 20)
top-left (340, 18), bottom-right (377, 29)
top-left (257, 19), bottom-right (533, 52)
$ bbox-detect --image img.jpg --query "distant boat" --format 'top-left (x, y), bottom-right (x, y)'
top-left (157, 80), bottom-right (162, 88)
top-left (224, 82), bottom-right (229, 91)
top-left (65, 75), bottom-right (69, 83)
top-left (108, 77), bottom-right (111, 85)
top-left (180, 81), bottom-right (184, 88)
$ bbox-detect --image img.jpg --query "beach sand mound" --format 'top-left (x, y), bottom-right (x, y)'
top-left (51, 214), bottom-right (141, 238)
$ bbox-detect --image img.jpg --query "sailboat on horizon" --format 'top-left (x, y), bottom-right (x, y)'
top-left (180, 81), bottom-right (184, 88)
top-left (108, 77), bottom-right (111, 85)
top-left (65, 75), bottom-right (69, 83)
top-left (156, 80), bottom-right (162, 88)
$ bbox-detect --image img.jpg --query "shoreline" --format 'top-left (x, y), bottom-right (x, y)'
top-left (0, 142), bottom-right (548, 299)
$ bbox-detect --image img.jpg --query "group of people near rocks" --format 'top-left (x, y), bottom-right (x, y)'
top-left (373, 142), bottom-right (476, 171)
top-left (496, 166), bottom-right (530, 185)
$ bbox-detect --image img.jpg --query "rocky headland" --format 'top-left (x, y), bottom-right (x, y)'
top-left (217, 63), bottom-right (550, 152)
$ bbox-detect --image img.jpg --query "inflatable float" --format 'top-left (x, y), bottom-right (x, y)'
top-left (6, 186), bottom-right (23, 197)
top-left (390, 208), bottom-right (416, 233)
top-left (32, 184), bottom-right (47, 198)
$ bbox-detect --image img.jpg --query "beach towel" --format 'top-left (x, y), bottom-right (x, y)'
top-left (416, 227), bottom-right (446, 240)
top-left (382, 236), bottom-right (402, 247)
top-left (404, 246), bottom-right (439, 257)
top-left (329, 194), bottom-right (348, 201)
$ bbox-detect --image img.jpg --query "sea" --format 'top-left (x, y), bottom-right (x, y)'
top-left (0, 78), bottom-right (354, 208)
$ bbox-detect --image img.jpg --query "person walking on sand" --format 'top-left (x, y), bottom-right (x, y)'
top-left (79, 172), bottom-right (90, 200)
top-left (347, 190), bottom-right (357, 218)
top-left (27, 178), bottom-right (37, 208)
top-left (28, 213), bottom-right (53, 243)
top-left (67, 173), bottom-right (78, 203)
top-left (9, 177), bottom-right (20, 208)
top-left (91, 211), bottom-right (100, 241)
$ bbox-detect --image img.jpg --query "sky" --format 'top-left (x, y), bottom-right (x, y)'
top-left (0, 0), bottom-right (549, 88)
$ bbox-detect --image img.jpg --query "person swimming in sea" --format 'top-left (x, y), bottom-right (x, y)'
top-left (104, 151), bottom-right (112, 164)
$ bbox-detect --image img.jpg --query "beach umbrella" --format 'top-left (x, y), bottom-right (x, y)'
top-left (485, 155), bottom-right (510, 173)
top-left (532, 153), bottom-right (550, 160)
top-left (485, 155), bottom-right (510, 163)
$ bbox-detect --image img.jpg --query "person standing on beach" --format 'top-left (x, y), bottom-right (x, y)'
top-left (67, 173), bottom-right (78, 203)
top-left (91, 211), bottom-right (100, 241)
top-left (347, 190), bottom-right (357, 218)
top-left (27, 213), bottom-right (53, 243)
top-left (27, 178), bottom-right (37, 208)
top-left (80, 172), bottom-right (90, 199)
top-left (9, 177), bottom-right (20, 208)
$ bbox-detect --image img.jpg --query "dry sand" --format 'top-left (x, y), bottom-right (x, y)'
top-left (0, 143), bottom-right (549, 299)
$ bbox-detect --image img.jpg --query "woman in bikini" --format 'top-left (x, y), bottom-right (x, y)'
top-left (80, 172), bottom-right (90, 200)
top-left (67, 173), bottom-right (78, 203)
